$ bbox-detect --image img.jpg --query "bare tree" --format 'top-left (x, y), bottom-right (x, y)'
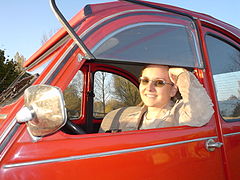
top-left (94, 72), bottom-right (141, 117)
top-left (14, 52), bottom-right (25, 72)
top-left (94, 72), bottom-right (111, 115)
top-left (113, 75), bottom-right (141, 106)
top-left (63, 71), bottom-right (83, 118)
top-left (41, 29), bottom-right (59, 45)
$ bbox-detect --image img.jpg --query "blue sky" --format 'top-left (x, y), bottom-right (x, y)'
top-left (0, 0), bottom-right (239, 60)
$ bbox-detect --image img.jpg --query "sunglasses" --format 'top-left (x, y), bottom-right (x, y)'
top-left (139, 77), bottom-right (174, 87)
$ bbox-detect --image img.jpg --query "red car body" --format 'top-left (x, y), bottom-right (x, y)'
top-left (0, 1), bottom-right (239, 179)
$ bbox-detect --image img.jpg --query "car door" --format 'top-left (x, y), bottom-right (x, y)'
top-left (1, 55), bottom-right (227, 180)
top-left (203, 26), bottom-right (240, 180)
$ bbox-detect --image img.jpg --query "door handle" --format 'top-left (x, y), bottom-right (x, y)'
top-left (205, 139), bottom-right (223, 152)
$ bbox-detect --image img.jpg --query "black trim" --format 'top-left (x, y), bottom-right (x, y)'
top-left (202, 24), bottom-right (240, 45)
top-left (122, 0), bottom-right (194, 20)
top-left (223, 118), bottom-right (240, 123)
top-left (85, 72), bottom-right (94, 133)
top-left (0, 123), bottom-right (20, 153)
top-left (84, 5), bottom-right (93, 16)
top-left (205, 32), bottom-right (240, 51)
top-left (46, 45), bottom-right (79, 85)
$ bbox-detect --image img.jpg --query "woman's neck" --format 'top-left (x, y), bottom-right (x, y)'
top-left (147, 103), bottom-right (170, 119)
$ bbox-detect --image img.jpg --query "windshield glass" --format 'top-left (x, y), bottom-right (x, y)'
top-left (0, 59), bottom-right (52, 107)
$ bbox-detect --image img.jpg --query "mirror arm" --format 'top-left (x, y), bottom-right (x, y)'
top-left (26, 127), bottom-right (42, 142)
top-left (16, 106), bottom-right (35, 123)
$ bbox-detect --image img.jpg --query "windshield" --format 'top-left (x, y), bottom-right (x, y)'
top-left (0, 59), bottom-right (52, 107)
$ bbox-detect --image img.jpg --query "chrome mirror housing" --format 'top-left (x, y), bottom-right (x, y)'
top-left (16, 85), bottom-right (67, 137)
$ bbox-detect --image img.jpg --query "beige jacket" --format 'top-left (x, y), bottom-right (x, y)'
top-left (99, 72), bottom-right (214, 133)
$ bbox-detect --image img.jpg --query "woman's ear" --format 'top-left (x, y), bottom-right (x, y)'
top-left (170, 85), bottom-right (178, 97)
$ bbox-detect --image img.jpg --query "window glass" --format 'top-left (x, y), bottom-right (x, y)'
top-left (206, 35), bottom-right (240, 121)
top-left (93, 71), bottom-right (141, 118)
top-left (0, 58), bottom-right (53, 107)
top-left (63, 71), bottom-right (83, 120)
top-left (91, 22), bottom-right (203, 68)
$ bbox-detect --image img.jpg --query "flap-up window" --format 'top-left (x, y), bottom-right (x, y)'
top-left (85, 10), bottom-right (203, 68)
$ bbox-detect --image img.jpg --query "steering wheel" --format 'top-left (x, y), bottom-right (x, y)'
top-left (61, 119), bottom-right (86, 135)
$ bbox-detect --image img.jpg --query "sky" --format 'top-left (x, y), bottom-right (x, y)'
top-left (0, 0), bottom-right (239, 61)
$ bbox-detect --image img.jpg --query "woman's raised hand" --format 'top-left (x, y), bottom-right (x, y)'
top-left (168, 67), bottom-right (187, 84)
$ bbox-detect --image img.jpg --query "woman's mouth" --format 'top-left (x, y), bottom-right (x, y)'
top-left (145, 94), bottom-right (157, 98)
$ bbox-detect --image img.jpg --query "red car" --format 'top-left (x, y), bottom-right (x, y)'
top-left (0, 0), bottom-right (239, 179)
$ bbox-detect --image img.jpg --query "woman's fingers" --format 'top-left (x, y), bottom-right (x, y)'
top-left (169, 68), bottom-right (186, 84)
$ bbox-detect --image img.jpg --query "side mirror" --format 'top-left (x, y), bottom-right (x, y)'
top-left (16, 85), bottom-right (67, 137)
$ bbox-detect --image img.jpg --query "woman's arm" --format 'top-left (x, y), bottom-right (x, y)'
top-left (169, 68), bottom-right (214, 127)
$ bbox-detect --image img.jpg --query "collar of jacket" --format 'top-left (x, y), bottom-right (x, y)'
top-left (124, 101), bottom-right (175, 131)
top-left (124, 106), bottom-right (147, 130)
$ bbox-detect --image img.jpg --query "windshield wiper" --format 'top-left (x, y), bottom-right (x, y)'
top-left (122, 0), bottom-right (194, 20)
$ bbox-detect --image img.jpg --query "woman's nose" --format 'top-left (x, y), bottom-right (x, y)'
top-left (146, 81), bottom-right (155, 91)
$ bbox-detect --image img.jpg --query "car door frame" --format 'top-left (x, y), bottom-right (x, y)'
top-left (201, 22), bottom-right (240, 180)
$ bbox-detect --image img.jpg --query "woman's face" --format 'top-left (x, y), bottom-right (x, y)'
top-left (139, 65), bottom-right (177, 109)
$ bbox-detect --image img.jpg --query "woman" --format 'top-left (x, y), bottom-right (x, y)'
top-left (99, 65), bottom-right (214, 132)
